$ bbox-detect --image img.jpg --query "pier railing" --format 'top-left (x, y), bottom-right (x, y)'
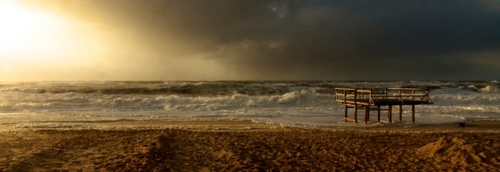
top-left (334, 88), bottom-right (433, 106)
top-left (334, 87), bottom-right (433, 123)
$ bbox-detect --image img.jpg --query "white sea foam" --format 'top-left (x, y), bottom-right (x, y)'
top-left (480, 85), bottom-right (499, 93)
top-left (0, 81), bottom-right (499, 129)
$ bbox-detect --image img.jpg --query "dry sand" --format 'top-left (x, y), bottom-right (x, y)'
top-left (0, 120), bottom-right (499, 171)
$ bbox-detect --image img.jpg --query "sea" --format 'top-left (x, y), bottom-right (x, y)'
top-left (0, 80), bottom-right (499, 130)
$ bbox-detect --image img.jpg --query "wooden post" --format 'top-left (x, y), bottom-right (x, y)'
top-left (344, 105), bottom-right (348, 122)
top-left (388, 105), bottom-right (392, 123)
top-left (399, 105), bottom-right (403, 121)
top-left (367, 106), bottom-right (370, 121)
top-left (411, 104), bottom-right (415, 123)
top-left (353, 89), bottom-right (357, 123)
top-left (354, 105), bottom-right (358, 123)
top-left (377, 106), bottom-right (381, 122)
top-left (364, 106), bottom-right (369, 123)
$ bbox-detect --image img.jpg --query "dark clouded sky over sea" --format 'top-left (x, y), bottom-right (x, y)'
top-left (1, 0), bottom-right (499, 81)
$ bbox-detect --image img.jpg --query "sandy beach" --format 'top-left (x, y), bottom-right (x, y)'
top-left (1, 120), bottom-right (499, 171)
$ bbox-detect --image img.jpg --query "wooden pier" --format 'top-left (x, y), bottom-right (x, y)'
top-left (334, 88), bottom-right (433, 123)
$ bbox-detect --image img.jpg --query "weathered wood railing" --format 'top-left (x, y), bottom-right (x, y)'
top-left (334, 88), bottom-right (433, 123)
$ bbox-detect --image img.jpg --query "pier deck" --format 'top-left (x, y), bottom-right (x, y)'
top-left (334, 88), bottom-right (433, 123)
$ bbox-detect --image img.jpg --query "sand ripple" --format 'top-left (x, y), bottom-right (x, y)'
top-left (0, 129), bottom-right (499, 171)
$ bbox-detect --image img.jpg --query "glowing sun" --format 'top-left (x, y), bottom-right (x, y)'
top-left (0, 1), bottom-right (105, 62)
top-left (0, 1), bottom-right (113, 80)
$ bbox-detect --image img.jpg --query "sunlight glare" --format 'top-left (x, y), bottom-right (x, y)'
top-left (0, 1), bottom-right (112, 81)
top-left (0, 1), bottom-right (104, 62)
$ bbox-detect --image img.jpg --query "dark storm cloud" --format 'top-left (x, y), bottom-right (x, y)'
top-left (52, 0), bottom-right (500, 80)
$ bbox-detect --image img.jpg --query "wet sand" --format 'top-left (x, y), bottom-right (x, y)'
top-left (0, 120), bottom-right (499, 171)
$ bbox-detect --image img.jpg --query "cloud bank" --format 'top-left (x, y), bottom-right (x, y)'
top-left (4, 0), bottom-right (500, 80)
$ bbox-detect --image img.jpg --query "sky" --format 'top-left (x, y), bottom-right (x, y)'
top-left (1, 0), bottom-right (499, 81)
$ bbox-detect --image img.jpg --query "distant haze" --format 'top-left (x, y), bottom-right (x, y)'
top-left (1, 0), bottom-right (499, 81)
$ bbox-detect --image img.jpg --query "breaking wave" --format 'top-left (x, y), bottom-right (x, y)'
top-left (0, 80), bottom-right (499, 127)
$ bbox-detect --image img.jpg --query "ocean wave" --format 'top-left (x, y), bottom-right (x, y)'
top-left (0, 80), bottom-right (499, 126)
top-left (0, 81), bottom-right (339, 96)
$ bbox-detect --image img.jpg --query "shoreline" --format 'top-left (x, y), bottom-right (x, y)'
top-left (3, 118), bottom-right (500, 132)
top-left (366, 120), bottom-right (500, 133)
